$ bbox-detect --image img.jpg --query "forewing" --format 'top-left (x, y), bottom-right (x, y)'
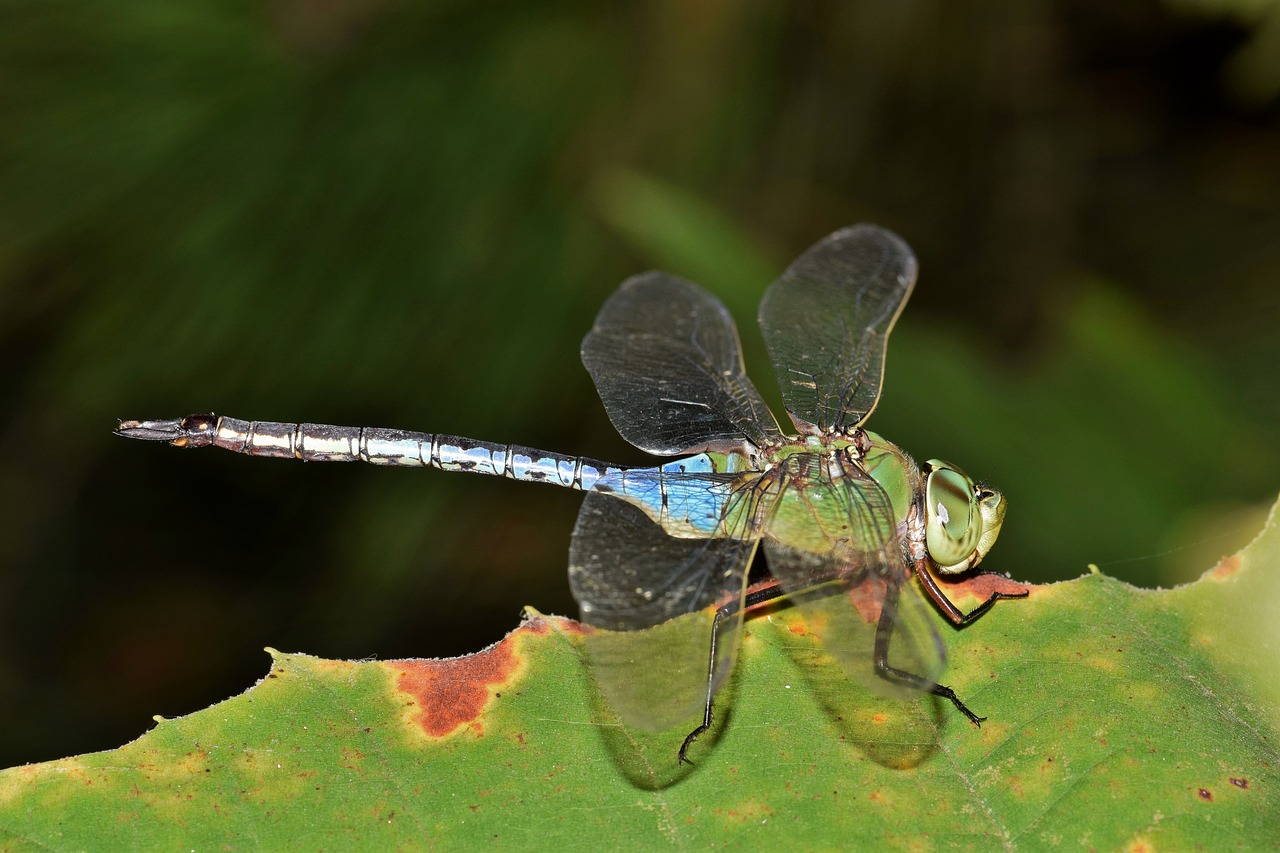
top-left (758, 225), bottom-right (917, 434)
top-left (568, 477), bottom-right (767, 732)
top-left (582, 271), bottom-right (782, 455)
top-left (763, 460), bottom-right (945, 699)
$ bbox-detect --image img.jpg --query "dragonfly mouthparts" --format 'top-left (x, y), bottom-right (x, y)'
top-left (114, 418), bottom-right (189, 442)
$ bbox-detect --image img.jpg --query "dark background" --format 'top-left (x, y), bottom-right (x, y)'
top-left (2, 1), bottom-right (1277, 768)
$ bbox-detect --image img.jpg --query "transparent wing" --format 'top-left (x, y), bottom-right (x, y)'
top-left (762, 458), bottom-right (945, 699)
top-left (758, 225), bottom-right (918, 434)
top-left (568, 474), bottom-right (772, 731)
top-left (582, 271), bottom-right (782, 455)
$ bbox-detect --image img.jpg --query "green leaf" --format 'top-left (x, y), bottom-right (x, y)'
top-left (3, 499), bottom-right (1278, 849)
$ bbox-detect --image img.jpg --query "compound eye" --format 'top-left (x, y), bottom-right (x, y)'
top-left (923, 459), bottom-right (981, 570)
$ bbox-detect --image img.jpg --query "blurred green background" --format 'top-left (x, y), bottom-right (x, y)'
top-left (2, 1), bottom-right (1277, 768)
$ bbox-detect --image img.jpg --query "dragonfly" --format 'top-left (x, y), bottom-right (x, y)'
top-left (117, 224), bottom-right (1025, 763)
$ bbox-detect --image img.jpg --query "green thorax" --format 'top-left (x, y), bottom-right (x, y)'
top-left (755, 431), bottom-right (920, 555)
top-left (634, 431), bottom-right (922, 553)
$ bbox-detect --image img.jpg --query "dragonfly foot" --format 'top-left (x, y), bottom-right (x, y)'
top-left (932, 683), bottom-right (986, 726)
top-left (678, 723), bottom-right (709, 765)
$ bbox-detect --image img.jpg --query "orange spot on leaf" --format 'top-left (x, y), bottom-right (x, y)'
top-left (557, 619), bottom-right (592, 637)
top-left (935, 571), bottom-right (1033, 603)
top-left (847, 574), bottom-right (888, 624)
top-left (1211, 555), bottom-right (1241, 580)
top-left (387, 617), bottom-right (544, 739)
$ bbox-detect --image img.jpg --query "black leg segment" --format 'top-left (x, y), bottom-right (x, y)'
top-left (872, 577), bottom-right (986, 726)
top-left (677, 583), bottom-right (788, 764)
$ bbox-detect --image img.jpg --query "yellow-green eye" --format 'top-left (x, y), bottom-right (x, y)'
top-left (923, 459), bottom-right (981, 572)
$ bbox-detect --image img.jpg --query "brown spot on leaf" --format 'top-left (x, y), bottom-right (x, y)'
top-left (1230, 777), bottom-right (1249, 789)
top-left (1198, 787), bottom-right (1213, 801)
top-left (711, 800), bottom-right (774, 823)
top-left (339, 746), bottom-right (365, 772)
top-left (935, 570), bottom-right (1033, 603)
top-left (846, 574), bottom-right (889, 624)
top-left (1211, 555), bottom-right (1241, 580)
top-left (558, 620), bottom-right (591, 636)
top-left (387, 617), bottom-right (545, 740)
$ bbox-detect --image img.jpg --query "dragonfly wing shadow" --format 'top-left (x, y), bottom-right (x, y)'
top-left (569, 492), bottom-right (761, 733)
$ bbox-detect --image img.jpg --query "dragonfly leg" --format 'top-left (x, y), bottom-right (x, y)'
top-left (872, 579), bottom-right (986, 726)
top-left (913, 559), bottom-right (1028, 627)
top-left (678, 583), bottom-right (786, 765)
top-left (677, 627), bottom-right (717, 765)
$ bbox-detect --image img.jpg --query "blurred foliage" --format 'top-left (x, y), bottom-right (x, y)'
top-left (0, 0), bottom-right (1277, 768)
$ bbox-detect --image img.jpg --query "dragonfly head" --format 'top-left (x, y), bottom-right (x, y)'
top-left (922, 459), bottom-right (1005, 574)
